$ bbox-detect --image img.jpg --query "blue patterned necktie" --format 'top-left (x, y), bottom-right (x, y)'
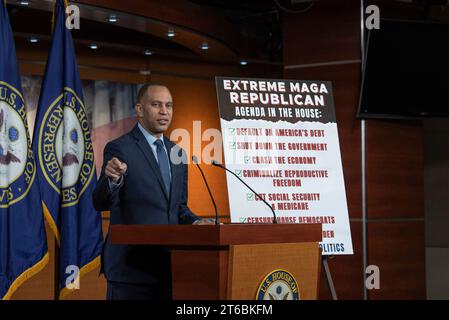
top-left (154, 139), bottom-right (171, 194)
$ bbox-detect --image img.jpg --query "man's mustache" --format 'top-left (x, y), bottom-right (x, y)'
top-left (0, 151), bottom-right (20, 165)
top-left (63, 153), bottom-right (79, 166)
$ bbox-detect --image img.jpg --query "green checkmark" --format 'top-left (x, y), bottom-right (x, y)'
top-left (244, 156), bottom-right (250, 164)
top-left (230, 141), bottom-right (236, 149)
top-left (247, 193), bottom-right (254, 201)
top-left (229, 128), bottom-right (236, 135)
top-left (239, 217), bottom-right (247, 223)
top-left (235, 170), bottom-right (242, 177)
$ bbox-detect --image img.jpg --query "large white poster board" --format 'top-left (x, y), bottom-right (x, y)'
top-left (216, 77), bottom-right (353, 255)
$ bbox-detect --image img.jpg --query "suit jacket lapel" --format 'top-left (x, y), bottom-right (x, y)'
top-left (132, 126), bottom-right (169, 200)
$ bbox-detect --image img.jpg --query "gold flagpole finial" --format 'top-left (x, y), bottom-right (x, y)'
top-left (51, 0), bottom-right (71, 33)
top-left (51, 0), bottom-right (56, 33)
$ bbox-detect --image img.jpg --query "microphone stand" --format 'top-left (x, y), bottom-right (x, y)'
top-left (212, 160), bottom-right (277, 224)
top-left (192, 156), bottom-right (219, 225)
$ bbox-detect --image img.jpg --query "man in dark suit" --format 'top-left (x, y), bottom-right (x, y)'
top-left (93, 84), bottom-right (212, 300)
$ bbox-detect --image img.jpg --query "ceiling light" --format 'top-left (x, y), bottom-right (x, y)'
top-left (139, 70), bottom-right (151, 76)
top-left (167, 29), bottom-right (175, 38)
top-left (240, 60), bottom-right (248, 66)
top-left (108, 14), bottom-right (119, 23)
top-left (29, 36), bottom-right (39, 44)
top-left (89, 43), bottom-right (98, 50)
top-left (143, 49), bottom-right (153, 56)
top-left (19, 1), bottom-right (30, 6)
top-left (200, 42), bottom-right (209, 50)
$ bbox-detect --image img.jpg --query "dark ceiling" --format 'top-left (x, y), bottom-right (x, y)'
top-left (6, 0), bottom-right (449, 67)
top-left (6, 0), bottom-right (321, 65)
top-left (7, 4), bottom-right (193, 54)
top-left (187, 0), bottom-right (317, 61)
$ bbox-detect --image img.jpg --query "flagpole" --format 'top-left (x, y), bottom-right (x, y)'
top-left (54, 240), bottom-right (60, 300)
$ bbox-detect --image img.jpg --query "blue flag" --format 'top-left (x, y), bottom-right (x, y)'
top-left (0, 2), bottom-right (49, 299)
top-left (32, 0), bottom-right (103, 297)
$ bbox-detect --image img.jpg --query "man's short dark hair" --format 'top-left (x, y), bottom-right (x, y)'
top-left (136, 83), bottom-right (168, 104)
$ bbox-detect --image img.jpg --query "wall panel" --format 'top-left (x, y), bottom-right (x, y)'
top-left (367, 221), bottom-right (425, 299)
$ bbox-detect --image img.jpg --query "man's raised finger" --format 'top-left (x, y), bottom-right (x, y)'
top-left (111, 157), bottom-right (122, 167)
top-left (119, 163), bottom-right (127, 173)
top-left (106, 166), bottom-right (119, 177)
top-left (106, 167), bottom-right (121, 180)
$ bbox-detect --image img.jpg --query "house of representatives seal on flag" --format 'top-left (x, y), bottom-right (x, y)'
top-left (37, 88), bottom-right (95, 206)
top-left (0, 84), bottom-right (35, 206)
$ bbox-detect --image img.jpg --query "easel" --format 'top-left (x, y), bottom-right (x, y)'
top-left (322, 255), bottom-right (338, 300)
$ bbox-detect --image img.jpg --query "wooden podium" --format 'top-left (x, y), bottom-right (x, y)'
top-left (109, 223), bottom-right (322, 300)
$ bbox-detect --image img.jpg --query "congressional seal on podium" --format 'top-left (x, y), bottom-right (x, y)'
top-left (256, 269), bottom-right (300, 300)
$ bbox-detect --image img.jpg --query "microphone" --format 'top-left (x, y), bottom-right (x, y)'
top-left (192, 155), bottom-right (219, 225)
top-left (211, 160), bottom-right (277, 224)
